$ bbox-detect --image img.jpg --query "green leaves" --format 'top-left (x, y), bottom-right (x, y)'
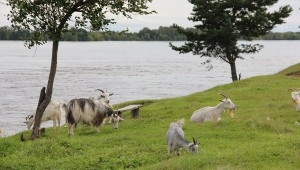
top-left (7, 0), bottom-right (155, 47)
top-left (171, 0), bottom-right (292, 81)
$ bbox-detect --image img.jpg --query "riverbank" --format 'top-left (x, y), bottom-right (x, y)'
top-left (1, 63), bottom-right (300, 169)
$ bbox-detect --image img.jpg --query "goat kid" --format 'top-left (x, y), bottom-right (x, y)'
top-left (190, 93), bottom-right (236, 123)
top-left (24, 100), bottom-right (67, 129)
top-left (166, 119), bottom-right (198, 156)
top-left (66, 98), bottom-right (120, 135)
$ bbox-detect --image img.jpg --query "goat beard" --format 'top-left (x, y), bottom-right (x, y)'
top-left (229, 109), bottom-right (235, 118)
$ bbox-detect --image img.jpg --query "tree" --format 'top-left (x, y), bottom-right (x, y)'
top-left (7, 0), bottom-right (154, 139)
top-left (170, 0), bottom-right (292, 81)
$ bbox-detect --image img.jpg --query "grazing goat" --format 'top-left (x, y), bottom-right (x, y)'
top-left (24, 100), bottom-right (67, 129)
top-left (166, 119), bottom-right (198, 156)
top-left (190, 93), bottom-right (236, 123)
top-left (66, 97), bottom-right (121, 135)
top-left (93, 89), bottom-right (124, 124)
top-left (288, 88), bottom-right (300, 111)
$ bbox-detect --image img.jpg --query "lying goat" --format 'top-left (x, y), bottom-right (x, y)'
top-left (25, 100), bottom-right (67, 129)
top-left (190, 93), bottom-right (236, 123)
top-left (166, 119), bottom-right (198, 156)
top-left (66, 97), bottom-right (121, 135)
top-left (289, 88), bottom-right (300, 111)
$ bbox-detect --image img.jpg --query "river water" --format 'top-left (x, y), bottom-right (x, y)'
top-left (0, 40), bottom-right (299, 137)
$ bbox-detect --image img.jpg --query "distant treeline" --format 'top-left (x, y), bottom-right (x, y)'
top-left (0, 26), bottom-right (300, 41)
top-left (0, 26), bottom-right (186, 41)
top-left (257, 32), bottom-right (300, 40)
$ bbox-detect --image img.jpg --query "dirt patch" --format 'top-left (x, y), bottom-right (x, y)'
top-left (287, 71), bottom-right (300, 77)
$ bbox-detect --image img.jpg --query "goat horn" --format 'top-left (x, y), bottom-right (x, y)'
top-left (96, 89), bottom-right (105, 93)
top-left (218, 93), bottom-right (228, 99)
top-left (192, 137), bottom-right (196, 144)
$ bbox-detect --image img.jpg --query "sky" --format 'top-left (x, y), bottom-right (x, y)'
top-left (0, 0), bottom-right (299, 32)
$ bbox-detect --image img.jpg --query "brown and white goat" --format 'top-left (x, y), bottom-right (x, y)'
top-left (66, 97), bottom-right (121, 135)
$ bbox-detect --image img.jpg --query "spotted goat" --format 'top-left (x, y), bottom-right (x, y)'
top-left (66, 89), bottom-right (121, 135)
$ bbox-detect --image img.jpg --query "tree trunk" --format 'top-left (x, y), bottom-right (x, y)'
top-left (30, 87), bottom-right (46, 139)
top-left (30, 40), bottom-right (59, 140)
top-left (229, 61), bottom-right (238, 82)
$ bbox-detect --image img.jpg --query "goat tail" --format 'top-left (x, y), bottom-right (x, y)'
top-left (66, 106), bottom-right (75, 125)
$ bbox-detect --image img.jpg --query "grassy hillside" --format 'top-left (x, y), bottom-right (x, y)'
top-left (1, 64), bottom-right (300, 169)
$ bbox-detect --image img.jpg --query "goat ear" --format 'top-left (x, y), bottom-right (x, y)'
top-left (220, 100), bottom-right (224, 103)
top-left (109, 93), bottom-right (114, 96)
top-left (117, 111), bottom-right (122, 115)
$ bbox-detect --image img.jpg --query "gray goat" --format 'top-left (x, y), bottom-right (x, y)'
top-left (166, 119), bottom-right (198, 156)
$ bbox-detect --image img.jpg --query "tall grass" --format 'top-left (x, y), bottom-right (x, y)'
top-left (1, 64), bottom-right (300, 169)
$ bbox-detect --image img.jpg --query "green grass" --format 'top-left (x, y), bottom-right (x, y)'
top-left (1, 64), bottom-right (300, 170)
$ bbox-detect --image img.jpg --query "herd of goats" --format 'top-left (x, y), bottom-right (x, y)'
top-left (1, 88), bottom-right (300, 156)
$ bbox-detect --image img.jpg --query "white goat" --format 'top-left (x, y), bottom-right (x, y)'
top-left (289, 88), bottom-right (300, 111)
top-left (93, 89), bottom-right (114, 104)
top-left (190, 93), bottom-right (236, 123)
top-left (166, 119), bottom-right (199, 156)
top-left (24, 100), bottom-right (67, 129)
top-left (66, 97), bottom-right (121, 135)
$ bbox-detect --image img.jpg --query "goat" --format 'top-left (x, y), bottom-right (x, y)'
top-left (93, 89), bottom-right (114, 104)
top-left (66, 97), bottom-right (121, 135)
top-left (24, 100), bottom-right (67, 129)
top-left (190, 93), bottom-right (236, 123)
top-left (92, 89), bottom-right (124, 124)
top-left (288, 88), bottom-right (300, 111)
top-left (166, 119), bottom-right (198, 156)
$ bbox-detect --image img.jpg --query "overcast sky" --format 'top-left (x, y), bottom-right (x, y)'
top-left (0, 0), bottom-right (299, 32)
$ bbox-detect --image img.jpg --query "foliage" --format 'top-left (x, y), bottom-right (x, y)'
top-left (259, 32), bottom-right (300, 40)
top-left (170, 0), bottom-right (292, 81)
top-left (7, 0), bottom-right (155, 48)
top-left (0, 26), bottom-right (30, 40)
top-left (0, 25), bottom-right (187, 41)
top-left (1, 65), bottom-right (300, 169)
top-left (2, 25), bottom-right (300, 41)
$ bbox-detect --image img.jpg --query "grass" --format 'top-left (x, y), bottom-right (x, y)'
top-left (1, 64), bottom-right (300, 169)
